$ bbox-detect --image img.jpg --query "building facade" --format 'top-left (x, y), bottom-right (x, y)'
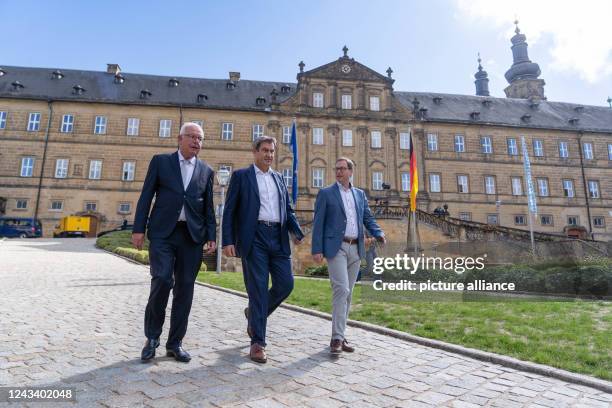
top-left (1, 30), bottom-right (611, 241)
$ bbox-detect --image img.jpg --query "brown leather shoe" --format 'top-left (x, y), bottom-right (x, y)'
top-left (330, 339), bottom-right (342, 354)
top-left (341, 339), bottom-right (355, 353)
top-left (244, 307), bottom-right (252, 339)
top-left (249, 343), bottom-right (267, 363)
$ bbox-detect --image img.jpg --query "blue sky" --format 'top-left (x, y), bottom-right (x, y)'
top-left (1, 0), bottom-right (610, 106)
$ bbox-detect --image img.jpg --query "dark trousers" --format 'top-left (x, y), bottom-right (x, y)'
top-left (144, 223), bottom-right (202, 349)
top-left (242, 223), bottom-right (293, 347)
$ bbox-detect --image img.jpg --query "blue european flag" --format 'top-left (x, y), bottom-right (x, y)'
top-left (290, 120), bottom-right (298, 205)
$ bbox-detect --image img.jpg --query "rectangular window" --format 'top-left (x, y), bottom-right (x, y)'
top-left (341, 94), bottom-right (352, 109)
top-left (190, 120), bottom-right (204, 129)
top-left (122, 161), bottom-right (135, 181)
top-left (89, 160), bottom-right (102, 180)
top-left (55, 159), bottom-right (69, 178)
top-left (429, 173), bottom-right (441, 192)
top-left (282, 126), bottom-right (291, 144)
top-left (252, 124), bottom-right (264, 141)
top-left (127, 118), bottom-right (140, 136)
top-left (588, 180), bottom-right (600, 198)
top-left (507, 138), bottom-right (518, 155)
top-left (118, 202), bottom-right (131, 213)
top-left (219, 164), bottom-right (232, 174)
top-left (221, 122), bottom-right (233, 140)
top-left (94, 115), bottom-right (107, 135)
top-left (399, 132), bottom-right (410, 150)
top-left (342, 129), bottom-right (353, 146)
top-left (312, 128), bottom-right (324, 145)
top-left (512, 177), bottom-right (523, 195)
top-left (27, 112), bottom-right (41, 131)
top-left (454, 134), bottom-right (465, 152)
top-left (50, 200), bottom-right (63, 211)
top-left (20, 157), bottom-right (34, 177)
top-left (159, 119), bottom-right (172, 138)
top-left (533, 139), bottom-right (544, 157)
top-left (84, 202), bottom-right (97, 212)
top-left (401, 172), bottom-right (410, 192)
top-left (427, 133), bottom-right (438, 151)
top-left (372, 171), bottom-right (383, 190)
top-left (540, 215), bottom-right (553, 226)
top-left (514, 215), bottom-right (527, 225)
top-left (484, 176), bottom-right (496, 195)
top-left (0, 111), bottom-right (6, 129)
top-left (559, 141), bottom-right (569, 158)
top-left (562, 179), bottom-right (574, 197)
top-left (61, 114), bottom-right (74, 133)
top-left (370, 131), bottom-right (382, 148)
top-left (457, 175), bottom-right (469, 193)
top-left (459, 212), bottom-right (472, 221)
top-left (608, 144), bottom-right (612, 160)
top-left (583, 142), bottom-right (593, 160)
top-left (313, 92), bottom-right (324, 108)
top-left (567, 216), bottom-right (578, 226)
top-left (312, 168), bottom-right (324, 188)
top-left (487, 214), bottom-right (499, 225)
top-left (369, 96), bottom-right (380, 111)
top-left (480, 136), bottom-right (492, 154)
top-left (282, 168), bottom-right (292, 190)
top-left (16, 199), bottom-right (28, 210)
top-left (537, 178), bottom-right (549, 197)
top-left (593, 216), bottom-right (605, 228)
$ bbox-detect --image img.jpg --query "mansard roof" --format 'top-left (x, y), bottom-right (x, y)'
top-left (396, 92), bottom-right (612, 134)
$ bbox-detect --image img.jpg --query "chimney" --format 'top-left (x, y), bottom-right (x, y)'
top-left (107, 64), bottom-right (121, 75)
top-left (229, 71), bottom-right (240, 82)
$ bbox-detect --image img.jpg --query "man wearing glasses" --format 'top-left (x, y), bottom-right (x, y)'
top-left (133, 122), bottom-right (216, 363)
top-left (311, 157), bottom-right (385, 354)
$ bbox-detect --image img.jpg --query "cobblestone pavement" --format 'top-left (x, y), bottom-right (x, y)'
top-left (0, 238), bottom-right (610, 408)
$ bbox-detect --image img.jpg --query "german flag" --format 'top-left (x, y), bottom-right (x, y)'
top-left (409, 131), bottom-right (418, 212)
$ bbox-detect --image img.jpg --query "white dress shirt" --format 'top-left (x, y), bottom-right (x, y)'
top-left (178, 150), bottom-right (196, 221)
top-left (255, 165), bottom-right (280, 222)
top-left (337, 182), bottom-right (358, 239)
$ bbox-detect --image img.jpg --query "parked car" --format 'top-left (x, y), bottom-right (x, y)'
top-left (0, 217), bottom-right (43, 238)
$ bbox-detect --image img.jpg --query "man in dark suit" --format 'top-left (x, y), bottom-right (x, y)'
top-left (222, 136), bottom-right (304, 363)
top-left (132, 122), bottom-right (216, 363)
top-left (311, 157), bottom-right (385, 354)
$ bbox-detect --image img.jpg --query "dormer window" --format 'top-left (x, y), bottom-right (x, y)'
top-left (482, 99), bottom-right (492, 107)
top-left (470, 111), bottom-right (480, 120)
top-left (197, 94), bottom-right (208, 103)
top-left (72, 85), bottom-right (85, 95)
top-left (529, 101), bottom-right (539, 109)
top-left (568, 117), bottom-right (579, 125)
top-left (432, 96), bottom-right (443, 105)
top-left (226, 81), bottom-right (236, 90)
top-left (574, 106), bottom-right (584, 113)
top-left (52, 70), bottom-right (64, 80)
top-left (169, 78), bottom-right (179, 87)
top-left (11, 81), bottom-right (24, 91)
top-left (521, 114), bottom-right (531, 122)
top-left (419, 107), bottom-right (428, 118)
top-left (140, 89), bottom-right (152, 99)
top-left (114, 74), bottom-right (125, 84)
top-left (281, 85), bottom-right (291, 93)
top-left (0, 68), bottom-right (5, 77)
top-left (255, 96), bottom-right (266, 106)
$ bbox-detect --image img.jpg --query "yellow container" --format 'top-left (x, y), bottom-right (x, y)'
top-left (54, 216), bottom-right (91, 237)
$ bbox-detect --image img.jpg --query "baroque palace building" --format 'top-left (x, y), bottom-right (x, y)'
top-left (0, 26), bottom-right (611, 241)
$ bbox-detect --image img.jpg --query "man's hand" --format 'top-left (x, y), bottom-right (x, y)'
top-left (375, 235), bottom-right (386, 245)
top-left (293, 237), bottom-right (304, 245)
top-left (312, 253), bottom-right (323, 263)
top-left (223, 245), bottom-right (236, 257)
top-left (132, 233), bottom-right (145, 250)
top-left (205, 241), bottom-right (216, 254)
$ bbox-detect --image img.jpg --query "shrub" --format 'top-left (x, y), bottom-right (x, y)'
top-left (304, 264), bottom-right (328, 277)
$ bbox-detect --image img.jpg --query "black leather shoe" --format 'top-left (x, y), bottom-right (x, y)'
top-left (166, 346), bottom-right (191, 363)
top-left (141, 338), bottom-right (159, 362)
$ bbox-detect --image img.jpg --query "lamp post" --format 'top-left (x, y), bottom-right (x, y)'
top-left (216, 168), bottom-right (230, 274)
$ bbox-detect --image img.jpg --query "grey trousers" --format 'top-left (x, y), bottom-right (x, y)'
top-left (328, 242), bottom-right (361, 341)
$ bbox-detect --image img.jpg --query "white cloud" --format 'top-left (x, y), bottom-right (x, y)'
top-left (454, 0), bottom-right (612, 83)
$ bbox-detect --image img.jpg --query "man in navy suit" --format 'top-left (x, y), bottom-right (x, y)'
top-left (311, 157), bottom-right (385, 354)
top-left (222, 136), bottom-right (304, 363)
top-left (132, 122), bottom-right (216, 363)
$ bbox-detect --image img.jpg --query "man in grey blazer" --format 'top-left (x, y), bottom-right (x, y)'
top-left (311, 157), bottom-right (385, 354)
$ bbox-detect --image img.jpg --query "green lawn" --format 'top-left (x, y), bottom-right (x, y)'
top-left (198, 271), bottom-right (611, 381)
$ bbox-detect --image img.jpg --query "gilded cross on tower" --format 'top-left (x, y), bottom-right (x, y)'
top-left (342, 45), bottom-right (348, 57)
top-left (386, 67), bottom-right (393, 78)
